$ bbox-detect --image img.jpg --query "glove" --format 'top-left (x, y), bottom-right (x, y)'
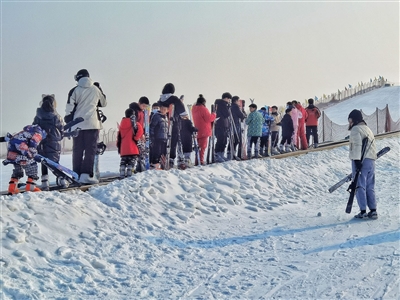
top-left (354, 160), bottom-right (362, 170)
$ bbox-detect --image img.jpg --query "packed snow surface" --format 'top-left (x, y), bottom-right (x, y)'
top-left (1, 136), bottom-right (399, 299)
top-left (323, 86), bottom-right (400, 124)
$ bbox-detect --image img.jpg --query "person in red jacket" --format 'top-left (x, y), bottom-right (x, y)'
top-left (192, 94), bottom-right (216, 165)
top-left (117, 108), bottom-right (143, 178)
top-left (293, 100), bottom-right (308, 150)
top-left (305, 98), bottom-right (321, 148)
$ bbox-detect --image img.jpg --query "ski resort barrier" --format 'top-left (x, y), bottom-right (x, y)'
top-left (313, 77), bottom-right (387, 107)
top-left (319, 104), bottom-right (400, 143)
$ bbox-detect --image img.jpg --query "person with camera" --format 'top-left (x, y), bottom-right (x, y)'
top-left (65, 69), bottom-right (107, 184)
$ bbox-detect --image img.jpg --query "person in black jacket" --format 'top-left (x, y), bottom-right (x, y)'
top-left (150, 103), bottom-right (169, 168)
top-left (227, 96), bottom-right (245, 159)
top-left (158, 83), bottom-right (186, 168)
top-left (214, 92), bottom-right (232, 162)
top-left (179, 111), bottom-right (198, 166)
top-left (33, 94), bottom-right (64, 190)
top-left (279, 108), bottom-right (294, 153)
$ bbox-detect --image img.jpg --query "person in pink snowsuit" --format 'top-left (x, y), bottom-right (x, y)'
top-left (293, 100), bottom-right (308, 150)
top-left (286, 101), bottom-right (301, 150)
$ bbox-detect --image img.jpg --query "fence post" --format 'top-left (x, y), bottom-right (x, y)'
top-left (376, 107), bottom-right (379, 134)
top-left (322, 111), bottom-right (325, 142)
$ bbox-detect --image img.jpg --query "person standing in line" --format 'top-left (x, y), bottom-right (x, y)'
top-left (227, 96), bottom-right (246, 159)
top-left (129, 96), bottom-right (150, 129)
top-left (191, 94), bottom-right (216, 165)
top-left (150, 103), bottom-right (169, 169)
top-left (270, 105), bottom-right (282, 155)
top-left (116, 108), bottom-right (143, 178)
top-left (279, 108), bottom-right (294, 153)
top-left (245, 104), bottom-right (264, 158)
top-left (33, 94), bottom-right (64, 190)
top-left (292, 100), bottom-right (308, 150)
top-left (158, 83), bottom-right (186, 168)
top-left (259, 107), bottom-right (274, 157)
top-left (287, 101), bottom-right (301, 151)
top-left (305, 98), bottom-right (321, 148)
top-left (347, 109), bottom-right (378, 219)
top-left (65, 69), bottom-right (107, 184)
top-left (179, 111), bottom-right (198, 166)
top-left (214, 93), bottom-right (232, 162)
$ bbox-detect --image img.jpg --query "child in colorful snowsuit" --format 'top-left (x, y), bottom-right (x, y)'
top-left (279, 108), bottom-right (294, 153)
top-left (117, 108), bottom-right (143, 178)
top-left (259, 107), bottom-right (275, 157)
top-left (5, 124), bottom-right (47, 194)
top-left (245, 104), bottom-right (264, 158)
top-left (150, 103), bottom-right (169, 169)
top-left (179, 111), bottom-right (198, 166)
top-left (32, 94), bottom-right (64, 190)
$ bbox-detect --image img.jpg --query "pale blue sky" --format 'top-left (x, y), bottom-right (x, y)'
top-left (1, 1), bottom-right (399, 133)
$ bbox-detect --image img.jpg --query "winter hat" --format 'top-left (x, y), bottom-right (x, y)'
top-left (180, 111), bottom-right (188, 117)
top-left (75, 69), bottom-right (89, 81)
top-left (162, 83), bottom-right (175, 94)
top-left (139, 96), bottom-right (150, 105)
top-left (348, 109), bottom-right (363, 123)
top-left (308, 98), bottom-right (314, 104)
top-left (221, 92), bottom-right (232, 100)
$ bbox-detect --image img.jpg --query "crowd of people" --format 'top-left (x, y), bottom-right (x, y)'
top-left (5, 69), bottom-right (325, 193)
top-left (3, 68), bottom-right (380, 219)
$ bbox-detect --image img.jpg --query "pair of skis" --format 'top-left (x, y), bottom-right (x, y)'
top-left (187, 104), bottom-right (200, 166)
top-left (328, 144), bottom-right (390, 213)
top-left (206, 104), bottom-right (216, 165)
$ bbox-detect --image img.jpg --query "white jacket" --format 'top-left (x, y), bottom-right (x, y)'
top-left (65, 77), bottom-right (107, 130)
top-left (349, 123), bottom-right (376, 160)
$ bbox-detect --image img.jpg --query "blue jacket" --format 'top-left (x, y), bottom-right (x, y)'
top-left (258, 110), bottom-right (275, 137)
top-left (150, 112), bottom-right (168, 141)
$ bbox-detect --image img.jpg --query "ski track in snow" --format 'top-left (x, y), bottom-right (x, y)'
top-left (0, 137), bottom-right (399, 299)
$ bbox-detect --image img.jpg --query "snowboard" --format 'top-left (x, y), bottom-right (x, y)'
top-left (35, 154), bottom-right (80, 186)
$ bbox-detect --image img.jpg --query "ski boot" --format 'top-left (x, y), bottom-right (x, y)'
top-left (184, 153), bottom-right (192, 167)
top-left (169, 158), bottom-right (175, 169)
top-left (41, 175), bottom-right (50, 191)
top-left (285, 146), bottom-right (292, 153)
top-left (215, 152), bottom-right (226, 163)
top-left (126, 165), bottom-right (134, 177)
top-left (119, 165), bottom-right (126, 179)
top-left (25, 177), bottom-right (41, 192)
top-left (8, 177), bottom-right (20, 194)
top-left (271, 147), bottom-right (280, 155)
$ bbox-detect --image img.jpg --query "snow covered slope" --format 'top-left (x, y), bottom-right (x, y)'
top-left (1, 136), bottom-right (399, 299)
top-left (323, 86), bottom-right (400, 124)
